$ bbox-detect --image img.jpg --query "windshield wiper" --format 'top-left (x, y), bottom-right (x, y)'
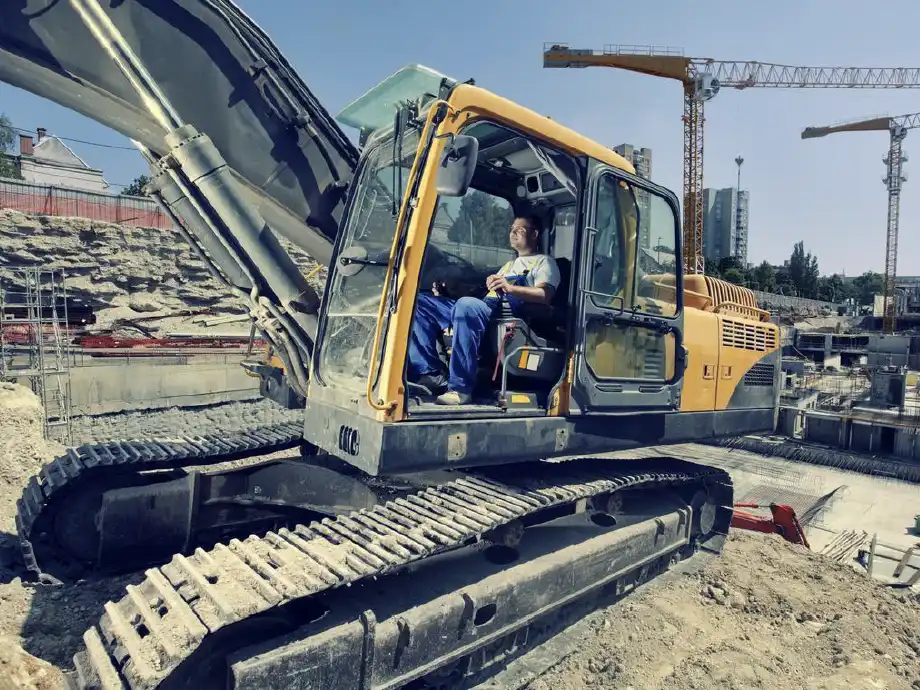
top-left (340, 255), bottom-right (388, 268)
top-left (391, 106), bottom-right (404, 215)
top-left (526, 140), bottom-right (576, 196)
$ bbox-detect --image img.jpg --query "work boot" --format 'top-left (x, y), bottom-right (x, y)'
top-left (436, 390), bottom-right (472, 405)
top-left (416, 372), bottom-right (448, 396)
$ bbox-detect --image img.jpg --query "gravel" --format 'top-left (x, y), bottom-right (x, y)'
top-left (527, 531), bottom-right (920, 690)
top-left (69, 398), bottom-right (304, 445)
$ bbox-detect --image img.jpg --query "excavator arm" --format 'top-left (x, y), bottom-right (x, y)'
top-left (731, 503), bottom-right (810, 548)
top-left (0, 0), bottom-right (360, 397)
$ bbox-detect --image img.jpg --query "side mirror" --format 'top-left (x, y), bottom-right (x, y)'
top-left (435, 135), bottom-right (479, 197)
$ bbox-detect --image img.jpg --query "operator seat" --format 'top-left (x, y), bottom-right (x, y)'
top-left (430, 258), bottom-right (571, 393)
top-left (485, 257), bottom-right (571, 383)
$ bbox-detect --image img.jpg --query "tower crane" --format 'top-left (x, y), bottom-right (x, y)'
top-left (542, 44), bottom-right (920, 274)
top-left (802, 112), bottom-right (920, 333)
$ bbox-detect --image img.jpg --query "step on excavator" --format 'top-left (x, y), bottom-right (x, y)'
top-left (0, 2), bottom-right (782, 688)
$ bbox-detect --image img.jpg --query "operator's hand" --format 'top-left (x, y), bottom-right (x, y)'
top-left (486, 274), bottom-right (511, 294)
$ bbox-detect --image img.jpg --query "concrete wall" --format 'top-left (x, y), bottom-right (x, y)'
top-left (803, 412), bottom-right (845, 447)
top-left (867, 334), bottom-right (910, 369)
top-left (788, 406), bottom-right (920, 463)
top-left (6, 354), bottom-right (262, 416)
top-left (894, 429), bottom-right (918, 459)
top-left (850, 422), bottom-right (874, 453)
top-left (66, 355), bottom-right (261, 415)
top-left (777, 407), bottom-right (802, 437)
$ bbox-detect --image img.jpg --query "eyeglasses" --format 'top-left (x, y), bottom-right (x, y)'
top-left (509, 225), bottom-right (530, 235)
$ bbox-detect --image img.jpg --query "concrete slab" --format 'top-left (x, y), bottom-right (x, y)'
top-left (602, 442), bottom-right (920, 584)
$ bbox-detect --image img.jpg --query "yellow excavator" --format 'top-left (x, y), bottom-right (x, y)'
top-left (1, 2), bottom-right (780, 688)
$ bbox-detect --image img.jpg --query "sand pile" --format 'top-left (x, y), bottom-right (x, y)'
top-left (0, 636), bottom-right (63, 690)
top-left (528, 531), bottom-right (920, 690)
top-left (0, 383), bottom-right (62, 534)
top-left (0, 384), bottom-right (66, 689)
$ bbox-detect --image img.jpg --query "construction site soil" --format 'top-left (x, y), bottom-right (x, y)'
top-left (0, 209), bottom-right (323, 339)
top-left (0, 385), bottom-right (918, 689)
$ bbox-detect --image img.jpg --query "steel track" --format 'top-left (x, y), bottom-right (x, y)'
top-left (16, 422), bottom-right (304, 582)
top-left (67, 455), bottom-right (733, 690)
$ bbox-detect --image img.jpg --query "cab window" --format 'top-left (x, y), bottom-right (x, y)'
top-left (589, 173), bottom-right (679, 317)
top-left (429, 188), bottom-right (515, 277)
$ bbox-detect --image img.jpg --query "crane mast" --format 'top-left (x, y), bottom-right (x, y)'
top-left (543, 44), bottom-right (920, 275)
top-left (802, 113), bottom-right (920, 333)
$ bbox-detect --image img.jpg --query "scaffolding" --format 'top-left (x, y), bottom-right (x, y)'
top-left (0, 268), bottom-right (73, 444)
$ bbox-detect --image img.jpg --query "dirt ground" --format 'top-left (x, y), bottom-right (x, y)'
top-left (0, 383), bottom-right (918, 689)
top-left (527, 531), bottom-right (920, 690)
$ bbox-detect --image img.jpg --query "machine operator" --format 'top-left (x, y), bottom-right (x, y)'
top-left (408, 215), bottom-right (561, 405)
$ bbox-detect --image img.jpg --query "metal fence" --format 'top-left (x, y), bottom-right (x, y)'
top-left (0, 179), bottom-right (171, 229)
top-left (752, 290), bottom-right (840, 313)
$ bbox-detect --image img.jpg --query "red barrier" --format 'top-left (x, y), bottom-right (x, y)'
top-left (0, 180), bottom-right (172, 229)
top-left (1, 327), bottom-right (264, 350)
top-left (1, 323), bottom-right (77, 345)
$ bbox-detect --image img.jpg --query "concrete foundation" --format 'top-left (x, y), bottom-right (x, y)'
top-left (10, 353), bottom-right (261, 415)
top-left (783, 406), bottom-right (920, 462)
top-left (804, 412), bottom-right (846, 447)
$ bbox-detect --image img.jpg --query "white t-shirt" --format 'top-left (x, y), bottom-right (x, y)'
top-left (487, 254), bottom-right (561, 298)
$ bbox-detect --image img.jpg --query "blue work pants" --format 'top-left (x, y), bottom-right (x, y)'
top-left (408, 293), bottom-right (500, 394)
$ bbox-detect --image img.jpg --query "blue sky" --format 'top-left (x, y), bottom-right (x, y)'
top-left (3, 0), bottom-right (920, 276)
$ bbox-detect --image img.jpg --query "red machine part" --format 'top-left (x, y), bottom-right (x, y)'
top-left (731, 503), bottom-right (810, 549)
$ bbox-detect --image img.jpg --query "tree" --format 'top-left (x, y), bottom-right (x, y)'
top-left (817, 273), bottom-right (847, 303)
top-left (447, 190), bottom-right (513, 248)
top-left (788, 241), bottom-right (819, 299)
top-left (121, 174), bottom-right (151, 197)
top-left (0, 113), bottom-right (22, 179)
top-left (723, 267), bottom-right (745, 286)
top-left (851, 271), bottom-right (884, 306)
top-left (750, 261), bottom-right (776, 292)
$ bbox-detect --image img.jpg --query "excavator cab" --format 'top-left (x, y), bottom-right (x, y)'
top-left (301, 65), bottom-right (696, 475)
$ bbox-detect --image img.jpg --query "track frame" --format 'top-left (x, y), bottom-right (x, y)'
top-left (67, 455), bottom-right (733, 689)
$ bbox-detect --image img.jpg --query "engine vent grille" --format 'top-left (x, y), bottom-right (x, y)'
top-left (743, 361), bottom-right (776, 386)
top-left (721, 319), bottom-right (777, 352)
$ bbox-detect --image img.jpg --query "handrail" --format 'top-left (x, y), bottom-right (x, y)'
top-left (711, 300), bottom-right (771, 321)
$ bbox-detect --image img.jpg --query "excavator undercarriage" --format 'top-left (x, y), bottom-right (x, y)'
top-left (69, 453), bottom-right (731, 690)
top-left (15, 422), bottom-right (733, 690)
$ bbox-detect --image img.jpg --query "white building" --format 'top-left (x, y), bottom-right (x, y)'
top-left (16, 127), bottom-right (109, 193)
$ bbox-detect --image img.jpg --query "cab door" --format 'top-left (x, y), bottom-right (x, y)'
top-left (570, 164), bottom-right (686, 414)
